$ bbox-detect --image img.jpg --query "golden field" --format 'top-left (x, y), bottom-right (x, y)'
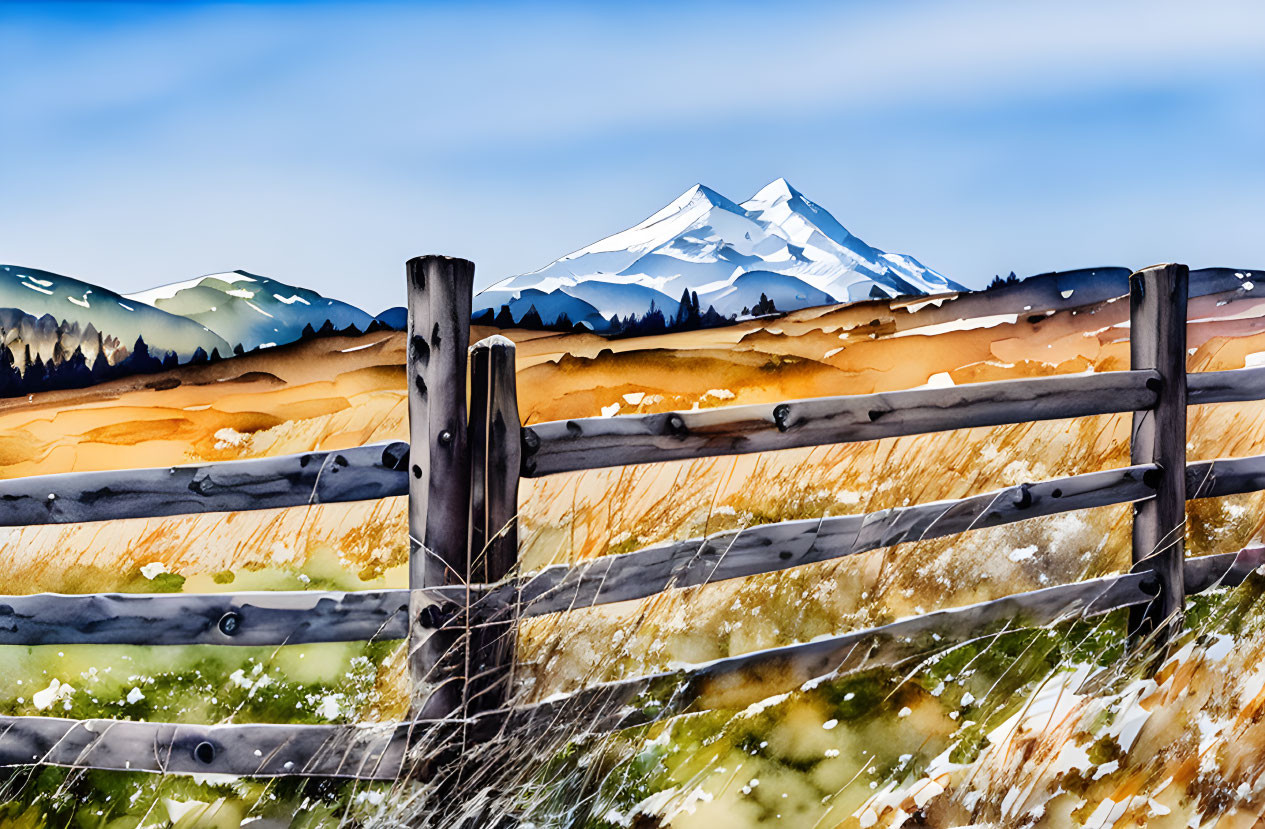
top-left (4, 285), bottom-right (1265, 702)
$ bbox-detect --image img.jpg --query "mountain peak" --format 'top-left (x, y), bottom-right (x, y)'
top-left (663, 183), bottom-right (744, 216)
top-left (747, 177), bottom-right (803, 204)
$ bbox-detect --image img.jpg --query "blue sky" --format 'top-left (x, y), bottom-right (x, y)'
top-left (2, 1), bottom-right (1263, 313)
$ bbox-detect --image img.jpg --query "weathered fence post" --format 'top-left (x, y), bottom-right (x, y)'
top-left (1128, 263), bottom-right (1189, 649)
top-left (407, 255), bottom-right (474, 718)
top-left (467, 335), bottom-right (521, 715)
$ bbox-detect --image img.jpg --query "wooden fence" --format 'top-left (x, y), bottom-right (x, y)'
top-left (1, 258), bottom-right (1264, 783)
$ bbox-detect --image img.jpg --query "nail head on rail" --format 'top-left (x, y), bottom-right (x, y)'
top-left (218, 612), bottom-right (241, 637)
top-left (194, 741), bottom-right (216, 765)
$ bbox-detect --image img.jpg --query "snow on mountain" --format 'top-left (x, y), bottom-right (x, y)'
top-left (128, 270), bottom-right (374, 352)
top-left (476, 178), bottom-right (962, 330)
top-left (0, 265), bottom-right (231, 360)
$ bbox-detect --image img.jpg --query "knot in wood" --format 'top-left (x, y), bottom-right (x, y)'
top-left (666, 414), bottom-right (688, 438)
top-left (193, 741), bottom-right (216, 765)
top-left (381, 442), bottom-right (409, 471)
top-left (1012, 483), bottom-right (1033, 509)
top-left (438, 430), bottom-right (453, 447)
top-left (772, 404), bottom-right (792, 432)
top-left (418, 602), bottom-right (462, 629)
top-left (521, 428), bottom-right (540, 454)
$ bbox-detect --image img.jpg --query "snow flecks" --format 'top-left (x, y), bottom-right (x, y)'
top-left (1007, 545), bottom-right (1039, 563)
top-left (243, 300), bottom-right (275, 319)
top-left (139, 562), bottom-right (167, 579)
top-left (213, 427), bottom-right (249, 450)
top-left (622, 392), bottom-right (646, 406)
top-left (601, 403), bottom-right (621, 417)
top-left (893, 313), bottom-right (1019, 339)
top-left (703, 388), bottom-right (735, 401)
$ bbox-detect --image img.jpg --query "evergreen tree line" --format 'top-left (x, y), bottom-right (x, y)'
top-left (0, 314), bottom-right (394, 399)
top-left (987, 271), bottom-right (1021, 290)
top-left (472, 288), bottom-right (779, 336)
top-left (0, 332), bottom-right (203, 397)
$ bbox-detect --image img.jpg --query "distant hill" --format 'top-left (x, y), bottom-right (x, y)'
top-left (0, 265), bottom-right (230, 360)
top-left (127, 270), bottom-right (378, 352)
top-left (0, 265), bottom-right (404, 398)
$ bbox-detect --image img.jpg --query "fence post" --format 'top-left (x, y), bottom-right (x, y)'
top-left (407, 255), bottom-right (474, 718)
top-left (1128, 263), bottom-right (1189, 649)
top-left (467, 335), bottom-right (521, 714)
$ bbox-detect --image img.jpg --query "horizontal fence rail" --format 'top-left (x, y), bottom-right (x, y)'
top-left (508, 447), bottom-right (1265, 619)
top-left (0, 590), bottom-right (405, 647)
top-left (0, 586), bottom-right (471, 647)
top-left (5, 449), bottom-right (1265, 648)
top-left (1189, 367), bottom-right (1265, 406)
top-left (511, 464), bottom-right (1161, 618)
top-left (521, 370), bottom-right (1160, 477)
top-left (9, 548), bottom-right (1256, 777)
top-left (0, 716), bottom-right (418, 779)
top-left (1187, 454), bottom-right (1265, 500)
top-left (503, 547), bottom-right (1264, 739)
top-left (0, 441), bottom-right (409, 526)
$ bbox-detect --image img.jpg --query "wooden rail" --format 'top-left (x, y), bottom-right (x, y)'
top-left (0, 716), bottom-right (417, 779)
top-left (0, 441), bottom-right (408, 526)
top-left (502, 547), bottom-right (1264, 738)
top-left (521, 370), bottom-right (1160, 477)
top-left (0, 586), bottom-right (464, 646)
top-left (510, 464), bottom-right (1160, 617)
top-left (1, 259), bottom-right (1263, 784)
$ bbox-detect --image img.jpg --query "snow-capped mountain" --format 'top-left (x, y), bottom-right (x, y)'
top-left (128, 270), bottom-right (376, 352)
top-left (476, 179), bottom-right (961, 330)
top-left (0, 265), bottom-right (231, 360)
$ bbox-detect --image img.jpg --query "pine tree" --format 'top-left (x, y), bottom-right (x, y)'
top-left (517, 304), bottom-right (544, 330)
top-left (90, 346), bottom-right (111, 382)
top-left (0, 343), bottom-right (19, 396)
